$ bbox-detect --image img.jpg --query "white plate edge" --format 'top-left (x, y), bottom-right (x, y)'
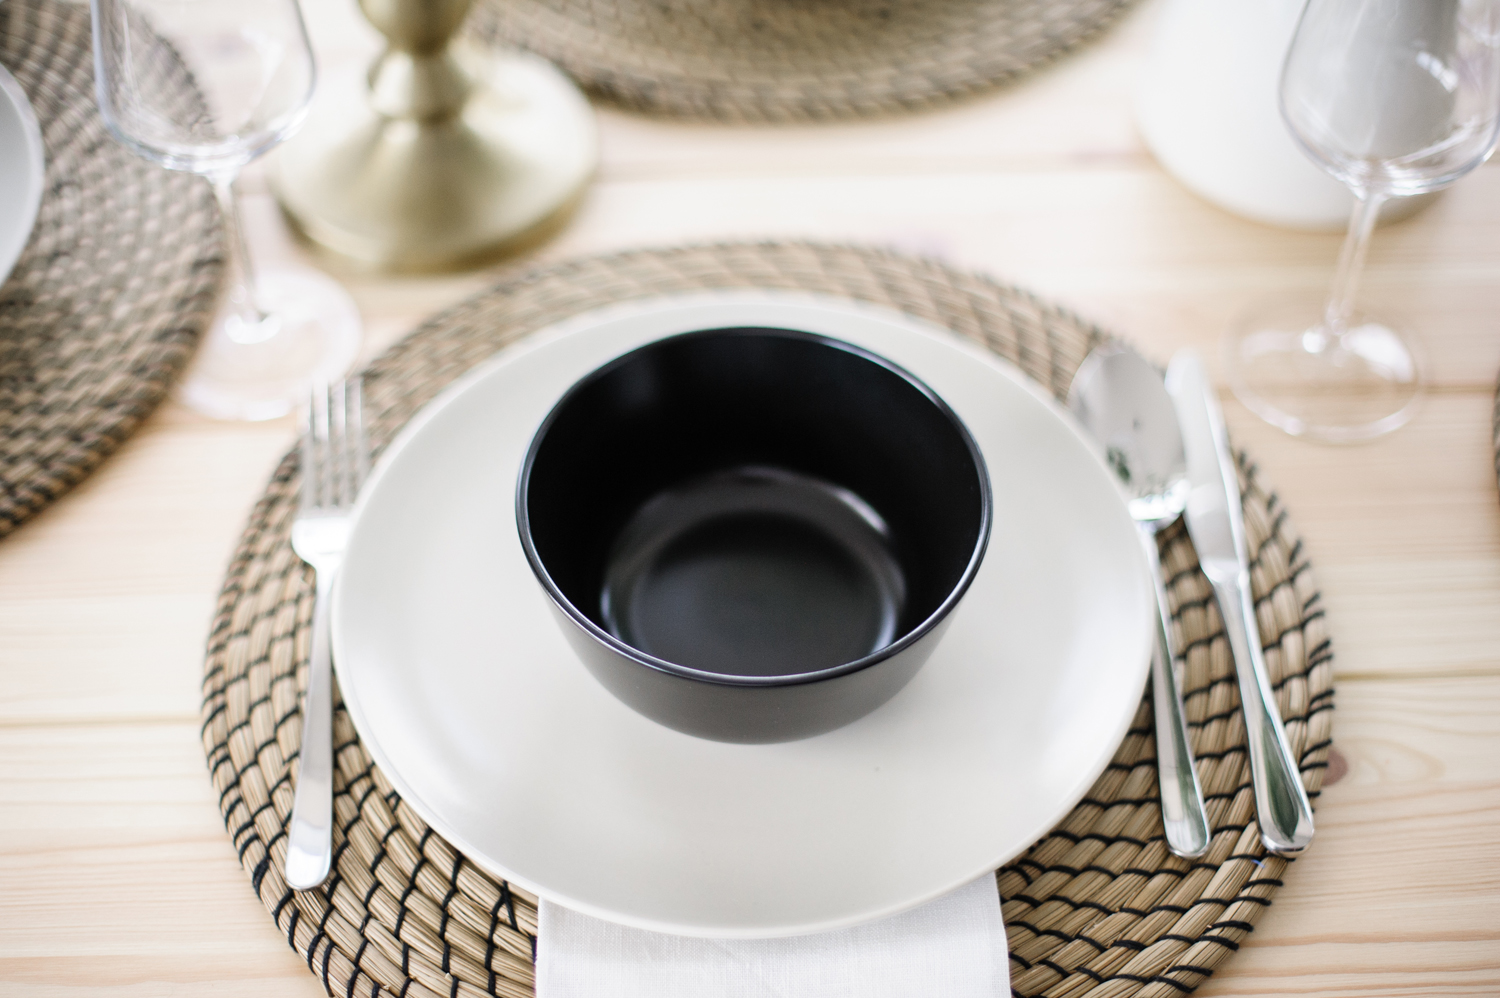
top-left (332, 288), bottom-right (1153, 937)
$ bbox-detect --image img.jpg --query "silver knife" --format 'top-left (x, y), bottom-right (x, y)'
top-left (1166, 351), bottom-right (1314, 855)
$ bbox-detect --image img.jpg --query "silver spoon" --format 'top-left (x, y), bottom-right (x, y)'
top-left (1069, 344), bottom-right (1211, 859)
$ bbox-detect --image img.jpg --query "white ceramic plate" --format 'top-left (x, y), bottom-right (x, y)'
top-left (335, 291), bottom-right (1152, 938)
top-left (0, 63), bottom-right (44, 287)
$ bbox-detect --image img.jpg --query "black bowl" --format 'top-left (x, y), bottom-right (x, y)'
top-left (517, 327), bottom-right (991, 743)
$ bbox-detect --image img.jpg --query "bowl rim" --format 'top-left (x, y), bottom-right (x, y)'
top-left (515, 325), bottom-right (993, 688)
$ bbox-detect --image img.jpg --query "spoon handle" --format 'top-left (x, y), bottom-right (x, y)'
top-left (1143, 528), bottom-right (1211, 858)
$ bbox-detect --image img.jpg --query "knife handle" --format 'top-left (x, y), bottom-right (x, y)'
top-left (1212, 576), bottom-right (1315, 855)
top-left (1142, 531), bottom-right (1210, 858)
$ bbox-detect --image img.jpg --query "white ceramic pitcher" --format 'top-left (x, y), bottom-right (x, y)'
top-left (1134, 0), bottom-right (1430, 230)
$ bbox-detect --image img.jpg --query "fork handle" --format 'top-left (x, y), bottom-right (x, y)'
top-left (286, 566), bottom-right (337, 890)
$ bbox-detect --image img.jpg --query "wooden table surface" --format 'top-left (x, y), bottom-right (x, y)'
top-left (3, 0), bottom-right (1498, 994)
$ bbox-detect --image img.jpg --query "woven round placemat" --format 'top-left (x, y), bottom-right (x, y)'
top-left (467, 0), bottom-right (1135, 123)
top-left (201, 242), bottom-right (1334, 998)
top-left (0, 0), bottom-right (220, 539)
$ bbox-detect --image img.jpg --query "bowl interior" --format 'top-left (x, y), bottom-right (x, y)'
top-left (518, 327), bottom-right (990, 679)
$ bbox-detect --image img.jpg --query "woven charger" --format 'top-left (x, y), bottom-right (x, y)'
top-left (201, 243), bottom-right (1333, 998)
top-left (0, 0), bottom-right (221, 538)
top-left (467, 0), bottom-right (1135, 122)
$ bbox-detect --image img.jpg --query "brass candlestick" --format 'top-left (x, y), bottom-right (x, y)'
top-left (273, 0), bottom-right (597, 272)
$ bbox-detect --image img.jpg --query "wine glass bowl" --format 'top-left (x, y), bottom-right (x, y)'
top-left (1281, 1), bottom-right (1500, 195)
top-left (91, 0), bottom-right (359, 421)
top-left (93, 0), bottom-right (314, 175)
top-left (1227, 0), bottom-right (1500, 443)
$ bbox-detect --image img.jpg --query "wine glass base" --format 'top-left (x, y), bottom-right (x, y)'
top-left (177, 268), bottom-right (362, 421)
top-left (1225, 297), bottom-right (1423, 444)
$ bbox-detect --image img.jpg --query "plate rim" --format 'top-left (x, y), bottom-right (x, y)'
top-left (334, 289), bottom-right (1152, 937)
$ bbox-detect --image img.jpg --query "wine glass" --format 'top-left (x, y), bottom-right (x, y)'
top-left (91, 0), bottom-right (360, 421)
top-left (1225, 0), bottom-right (1500, 443)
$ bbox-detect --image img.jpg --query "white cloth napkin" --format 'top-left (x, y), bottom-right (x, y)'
top-left (536, 875), bottom-right (1010, 998)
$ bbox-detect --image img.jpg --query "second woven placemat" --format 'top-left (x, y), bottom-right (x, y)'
top-left (468, 0), bottom-right (1136, 123)
top-left (202, 242), bottom-right (1333, 998)
top-left (0, 0), bottom-right (221, 538)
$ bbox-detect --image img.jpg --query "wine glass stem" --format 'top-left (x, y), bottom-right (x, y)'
top-left (1320, 190), bottom-right (1387, 343)
top-left (210, 172), bottom-right (273, 345)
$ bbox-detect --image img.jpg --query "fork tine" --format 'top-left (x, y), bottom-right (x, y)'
top-left (348, 377), bottom-right (369, 495)
top-left (300, 390), bottom-right (316, 512)
top-left (330, 379), bottom-right (350, 509)
top-left (305, 382), bottom-right (333, 510)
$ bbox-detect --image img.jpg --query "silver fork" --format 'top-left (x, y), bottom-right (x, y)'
top-left (286, 378), bottom-right (369, 891)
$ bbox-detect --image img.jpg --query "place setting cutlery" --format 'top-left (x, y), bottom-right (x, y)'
top-left (1071, 342), bottom-right (1315, 858)
top-left (285, 377), bottom-right (369, 891)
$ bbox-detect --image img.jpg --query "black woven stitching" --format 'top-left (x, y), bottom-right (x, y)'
top-left (449, 978), bottom-right (459, 998)
top-left (264, 827), bottom-right (288, 859)
top-left (1009, 922), bottom-right (1075, 944)
top-left (1136, 972), bottom-right (1195, 991)
top-left (1105, 757), bottom-right (1156, 772)
top-left (369, 822), bottom-right (401, 874)
top-left (348, 938), bottom-right (370, 998)
top-left (362, 876), bottom-right (382, 910)
top-left (201, 701), bottom-right (227, 734)
top-left (1185, 744), bottom-right (1247, 762)
top-left (1167, 963), bottom-right (1217, 978)
top-left (399, 975), bottom-right (413, 998)
top-left (1301, 737), bottom-right (1333, 759)
top-left (236, 829), bottom-right (264, 862)
top-left (1042, 829), bottom-right (1152, 848)
top-left (320, 932), bottom-right (336, 992)
top-left (1211, 919), bottom-right (1258, 932)
top-left (484, 889), bottom-right (506, 997)
top-left (1112, 938), bottom-right (1147, 952)
top-left (1040, 958), bottom-right (1075, 978)
top-left (305, 927), bottom-right (328, 975)
top-left (1308, 688), bottom-right (1335, 706)
top-left (250, 854), bottom-right (272, 895)
top-left (330, 839), bottom-right (352, 879)
top-left (500, 880), bottom-right (519, 931)
top-left (438, 852), bottom-right (462, 974)
top-left (1011, 894), bottom-right (1115, 916)
top-left (1229, 894), bottom-right (1272, 907)
top-left (272, 887), bottom-right (297, 925)
top-left (1193, 934), bottom-right (1241, 951)
top-left (284, 906), bottom-right (301, 948)
top-left (1008, 951), bottom-right (1033, 970)
top-left (1243, 877), bottom-right (1285, 889)
top-left (1120, 902), bottom-right (1193, 917)
top-left (394, 879), bottom-right (419, 942)
top-left (1074, 965), bottom-right (1106, 983)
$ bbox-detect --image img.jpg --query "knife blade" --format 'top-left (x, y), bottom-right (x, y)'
top-left (1166, 351), bottom-right (1314, 855)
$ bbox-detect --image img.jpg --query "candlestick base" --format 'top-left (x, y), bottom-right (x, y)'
top-left (273, 43), bottom-right (596, 273)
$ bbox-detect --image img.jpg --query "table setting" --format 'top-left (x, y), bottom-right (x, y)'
top-left (1, 1), bottom-right (1498, 996)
